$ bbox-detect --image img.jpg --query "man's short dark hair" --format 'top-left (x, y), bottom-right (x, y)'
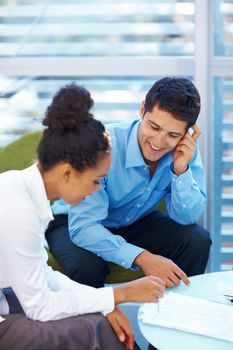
top-left (144, 77), bottom-right (201, 129)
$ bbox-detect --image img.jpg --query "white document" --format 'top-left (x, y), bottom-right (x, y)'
top-left (139, 292), bottom-right (233, 343)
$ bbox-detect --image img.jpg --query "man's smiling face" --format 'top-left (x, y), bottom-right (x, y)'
top-left (137, 103), bottom-right (188, 166)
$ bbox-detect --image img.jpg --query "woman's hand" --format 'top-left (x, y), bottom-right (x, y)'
top-left (106, 307), bottom-right (134, 350)
top-left (113, 275), bottom-right (165, 304)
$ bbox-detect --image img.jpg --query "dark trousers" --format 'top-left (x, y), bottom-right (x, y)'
top-left (1, 289), bottom-right (139, 350)
top-left (45, 211), bottom-right (212, 288)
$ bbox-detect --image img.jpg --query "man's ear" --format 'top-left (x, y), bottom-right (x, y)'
top-left (139, 100), bottom-right (145, 118)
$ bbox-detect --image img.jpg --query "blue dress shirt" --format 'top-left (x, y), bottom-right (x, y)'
top-left (52, 119), bottom-right (206, 269)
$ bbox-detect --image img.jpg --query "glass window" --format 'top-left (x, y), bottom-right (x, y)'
top-left (0, 0), bottom-right (194, 57)
top-left (0, 76), bottom-right (161, 147)
top-left (214, 0), bottom-right (233, 56)
top-left (213, 77), bottom-right (233, 270)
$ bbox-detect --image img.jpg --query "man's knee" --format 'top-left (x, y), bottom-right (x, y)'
top-left (67, 252), bottom-right (110, 287)
top-left (46, 220), bottom-right (110, 287)
top-left (173, 224), bottom-right (212, 276)
top-left (185, 224), bottom-right (212, 255)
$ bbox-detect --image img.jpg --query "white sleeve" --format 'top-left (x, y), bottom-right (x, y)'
top-left (0, 207), bottom-right (114, 321)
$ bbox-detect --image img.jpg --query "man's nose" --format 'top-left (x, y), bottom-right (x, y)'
top-left (156, 132), bottom-right (166, 147)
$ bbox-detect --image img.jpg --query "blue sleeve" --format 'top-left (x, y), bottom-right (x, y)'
top-left (68, 179), bottom-right (144, 269)
top-left (165, 146), bottom-right (207, 224)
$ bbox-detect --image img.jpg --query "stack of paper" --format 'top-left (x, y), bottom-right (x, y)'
top-left (139, 292), bottom-right (233, 342)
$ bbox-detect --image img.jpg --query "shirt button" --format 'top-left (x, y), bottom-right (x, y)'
top-left (122, 261), bottom-right (125, 267)
top-left (144, 166), bottom-right (147, 170)
top-left (97, 254), bottom-right (101, 257)
top-left (126, 218), bottom-right (130, 222)
top-left (179, 180), bottom-right (182, 184)
top-left (182, 204), bottom-right (186, 208)
top-left (172, 178), bottom-right (176, 182)
top-left (136, 204), bottom-right (141, 208)
top-left (147, 187), bottom-right (151, 191)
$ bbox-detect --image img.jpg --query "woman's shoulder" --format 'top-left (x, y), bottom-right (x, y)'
top-left (0, 170), bottom-right (32, 210)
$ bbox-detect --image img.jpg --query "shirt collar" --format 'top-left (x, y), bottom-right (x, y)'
top-left (125, 119), bottom-right (146, 168)
top-left (22, 163), bottom-right (53, 224)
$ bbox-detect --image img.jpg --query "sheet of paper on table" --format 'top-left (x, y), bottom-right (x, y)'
top-left (139, 291), bottom-right (233, 343)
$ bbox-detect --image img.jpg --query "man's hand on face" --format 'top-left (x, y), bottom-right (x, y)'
top-left (173, 124), bottom-right (201, 176)
top-left (134, 250), bottom-right (190, 288)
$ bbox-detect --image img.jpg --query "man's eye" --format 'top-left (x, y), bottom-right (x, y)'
top-left (151, 125), bottom-right (159, 131)
top-left (94, 180), bottom-right (100, 185)
top-left (169, 134), bottom-right (179, 139)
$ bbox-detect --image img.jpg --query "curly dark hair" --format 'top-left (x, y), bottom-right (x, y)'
top-left (37, 83), bottom-right (110, 171)
top-left (144, 77), bottom-right (201, 129)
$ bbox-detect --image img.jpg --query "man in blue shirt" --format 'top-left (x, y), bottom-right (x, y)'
top-left (46, 77), bottom-right (211, 289)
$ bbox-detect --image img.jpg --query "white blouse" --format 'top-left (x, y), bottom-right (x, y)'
top-left (0, 164), bottom-right (114, 321)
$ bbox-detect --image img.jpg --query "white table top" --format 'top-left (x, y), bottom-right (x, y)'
top-left (138, 271), bottom-right (233, 350)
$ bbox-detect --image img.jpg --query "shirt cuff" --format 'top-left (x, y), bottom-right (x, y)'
top-left (115, 242), bottom-right (145, 269)
top-left (170, 166), bottom-right (193, 191)
top-left (100, 287), bottom-right (115, 316)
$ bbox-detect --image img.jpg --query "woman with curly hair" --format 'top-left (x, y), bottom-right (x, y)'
top-left (0, 83), bottom-right (164, 350)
